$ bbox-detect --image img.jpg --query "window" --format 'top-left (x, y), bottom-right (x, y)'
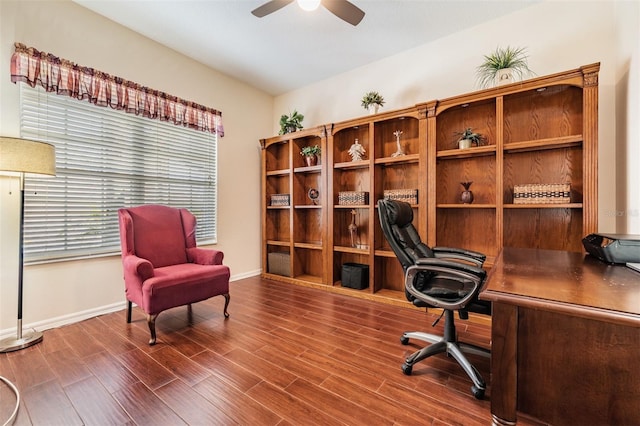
top-left (20, 84), bottom-right (218, 262)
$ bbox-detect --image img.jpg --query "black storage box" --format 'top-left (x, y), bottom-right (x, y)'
top-left (341, 263), bottom-right (369, 290)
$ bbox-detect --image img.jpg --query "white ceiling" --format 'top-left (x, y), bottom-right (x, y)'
top-left (73, 0), bottom-right (538, 96)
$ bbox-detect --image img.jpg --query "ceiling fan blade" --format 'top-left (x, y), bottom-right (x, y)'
top-left (322, 0), bottom-right (365, 26)
top-left (251, 0), bottom-right (295, 18)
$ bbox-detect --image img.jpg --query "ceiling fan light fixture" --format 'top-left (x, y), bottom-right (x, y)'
top-left (297, 0), bottom-right (321, 12)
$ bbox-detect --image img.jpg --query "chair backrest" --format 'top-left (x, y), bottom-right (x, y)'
top-left (377, 199), bottom-right (434, 271)
top-left (118, 204), bottom-right (195, 267)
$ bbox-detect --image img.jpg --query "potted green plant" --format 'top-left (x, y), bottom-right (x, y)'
top-left (455, 128), bottom-right (484, 149)
top-left (476, 46), bottom-right (533, 88)
top-left (279, 110), bottom-right (304, 135)
top-left (361, 91), bottom-right (385, 114)
top-left (300, 144), bottom-right (321, 166)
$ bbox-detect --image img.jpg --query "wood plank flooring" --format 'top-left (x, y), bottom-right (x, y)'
top-left (0, 276), bottom-right (545, 425)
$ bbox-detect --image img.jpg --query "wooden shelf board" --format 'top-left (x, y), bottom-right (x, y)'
top-left (334, 160), bottom-right (369, 170)
top-left (295, 274), bottom-right (324, 285)
top-left (334, 246), bottom-right (369, 254)
top-left (374, 249), bottom-right (396, 258)
top-left (334, 204), bottom-right (370, 209)
top-left (504, 135), bottom-right (582, 153)
top-left (505, 203), bottom-right (583, 209)
top-left (266, 240), bottom-right (290, 247)
top-left (437, 145), bottom-right (496, 159)
top-left (294, 204), bottom-right (322, 209)
top-left (294, 242), bottom-right (322, 250)
top-left (437, 204), bottom-right (497, 209)
top-left (266, 169), bottom-right (290, 176)
top-left (293, 165), bottom-right (322, 173)
top-left (267, 205), bottom-right (290, 210)
top-left (374, 153), bottom-right (419, 165)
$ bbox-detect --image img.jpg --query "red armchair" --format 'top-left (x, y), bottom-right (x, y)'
top-left (118, 205), bottom-right (230, 345)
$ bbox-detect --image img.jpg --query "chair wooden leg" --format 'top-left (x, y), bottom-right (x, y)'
top-left (223, 293), bottom-right (230, 318)
top-left (187, 304), bottom-right (193, 323)
top-left (147, 313), bottom-right (158, 345)
top-left (127, 301), bottom-right (132, 323)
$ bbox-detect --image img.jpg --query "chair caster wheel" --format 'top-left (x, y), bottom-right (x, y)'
top-left (471, 385), bottom-right (485, 400)
top-left (401, 363), bottom-right (412, 375)
top-left (400, 335), bottom-right (409, 345)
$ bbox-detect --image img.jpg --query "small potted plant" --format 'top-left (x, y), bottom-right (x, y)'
top-left (279, 110), bottom-right (304, 135)
top-left (361, 91), bottom-right (385, 114)
top-left (476, 46), bottom-right (534, 88)
top-left (455, 128), bottom-right (484, 149)
top-left (300, 144), bottom-right (321, 167)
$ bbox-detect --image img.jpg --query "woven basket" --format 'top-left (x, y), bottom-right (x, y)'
top-left (513, 183), bottom-right (570, 204)
top-left (338, 191), bottom-right (369, 205)
top-left (383, 189), bottom-right (418, 204)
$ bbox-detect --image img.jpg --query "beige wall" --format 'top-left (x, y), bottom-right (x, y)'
top-left (0, 0), bottom-right (272, 334)
top-left (274, 0), bottom-right (640, 234)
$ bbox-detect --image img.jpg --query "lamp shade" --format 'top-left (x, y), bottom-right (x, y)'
top-left (0, 137), bottom-right (56, 176)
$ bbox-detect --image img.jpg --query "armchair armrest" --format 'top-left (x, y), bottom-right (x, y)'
top-left (433, 246), bottom-right (486, 267)
top-left (186, 247), bottom-right (224, 265)
top-left (122, 254), bottom-right (154, 286)
top-left (406, 258), bottom-right (486, 311)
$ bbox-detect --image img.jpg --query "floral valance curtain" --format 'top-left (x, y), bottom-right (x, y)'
top-left (10, 43), bottom-right (224, 136)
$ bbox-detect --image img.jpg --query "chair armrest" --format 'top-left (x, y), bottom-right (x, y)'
top-left (407, 258), bottom-right (485, 310)
top-left (122, 254), bottom-right (154, 282)
top-left (186, 247), bottom-right (224, 265)
top-left (415, 257), bottom-right (486, 277)
top-left (433, 246), bottom-right (486, 267)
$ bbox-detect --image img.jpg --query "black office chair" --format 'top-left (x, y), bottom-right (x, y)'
top-left (377, 199), bottom-right (491, 399)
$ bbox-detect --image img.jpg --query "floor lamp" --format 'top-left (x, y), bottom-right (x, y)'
top-left (0, 137), bottom-right (56, 353)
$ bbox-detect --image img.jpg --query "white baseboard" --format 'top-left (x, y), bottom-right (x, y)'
top-left (0, 301), bottom-right (127, 340)
top-left (0, 269), bottom-right (262, 339)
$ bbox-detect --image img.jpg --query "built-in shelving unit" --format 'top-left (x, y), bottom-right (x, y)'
top-left (260, 63), bottom-right (599, 304)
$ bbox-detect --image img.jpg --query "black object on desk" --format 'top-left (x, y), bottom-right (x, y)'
top-left (582, 233), bottom-right (640, 264)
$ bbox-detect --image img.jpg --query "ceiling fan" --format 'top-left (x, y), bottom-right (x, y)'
top-left (251, 0), bottom-right (365, 26)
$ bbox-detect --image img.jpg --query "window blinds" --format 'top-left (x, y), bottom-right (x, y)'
top-left (19, 85), bottom-right (218, 262)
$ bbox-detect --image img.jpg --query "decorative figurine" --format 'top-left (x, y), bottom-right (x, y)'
top-left (348, 209), bottom-right (358, 248)
top-left (391, 130), bottom-right (406, 157)
top-left (348, 138), bottom-right (366, 161)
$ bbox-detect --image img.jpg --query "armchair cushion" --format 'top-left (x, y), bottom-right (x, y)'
top-left (142, 263), bottom-right (230, 315)
top-left (126, 205), bottom-right (188, 267)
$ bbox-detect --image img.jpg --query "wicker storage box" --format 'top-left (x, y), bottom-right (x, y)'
top-left (267, 252), bottom-right (291, 276)
top-left (270, 194), bottom-right (290, 206)
top-left (338, 191), bottom-right (369, 205)
top-left (383, 189), bottom-right (418, 204)
top-left (513, 183), bottom-right (571, 204)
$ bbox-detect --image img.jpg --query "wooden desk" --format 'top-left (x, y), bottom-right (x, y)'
top-left (481, 248), bottom-right (640, 426)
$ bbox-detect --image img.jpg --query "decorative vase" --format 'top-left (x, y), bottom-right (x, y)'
top-left (368, 105), bottom-right (379, 115)
top-left (460, 182), bottom-right (474, 204)
top-left (304, 154), bottom-right (318, 167)
top-left (458, 139), bottom-right (472, 149)
top-left (496, 68), bottom-right (515, 86)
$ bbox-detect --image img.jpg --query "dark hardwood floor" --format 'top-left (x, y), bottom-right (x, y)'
top-left (0, 276), bottom-right (545, 425)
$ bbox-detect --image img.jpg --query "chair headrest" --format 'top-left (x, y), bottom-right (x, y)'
top-left (386, 200), bottom-right (414, 227)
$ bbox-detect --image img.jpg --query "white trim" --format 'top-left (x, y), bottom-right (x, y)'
top-left (0, 301), bottom-right (126, 339)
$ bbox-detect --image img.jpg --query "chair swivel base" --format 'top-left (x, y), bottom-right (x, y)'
top-left (400, 313), bottom-right (490, 399)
